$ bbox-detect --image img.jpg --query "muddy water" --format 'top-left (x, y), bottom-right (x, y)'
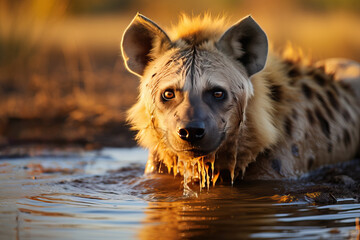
top-left (0, 148), bottom-right (359, 240)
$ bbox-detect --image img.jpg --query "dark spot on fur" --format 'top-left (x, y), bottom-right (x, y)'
top-left (316, 93), bottom-right (334, 120)
top-left (316, 93), bottom-right (324, 104)
top-left (340, 82), bottom-right (353, 93)
top-left (301, 83), bottom-right (313, 99)
top-left (284, 117), bottom-right (293, 137)
top-left (327, 143), bottom-right (332, 153)
top-left (326, 90), bottom-right (339, 110)
top-left (343, 129), bottom-right (351, 147)
top-left (269, 84), bottom-right (282, 102)
top-left (313, 71), bottom-right (327, 86)
top-left (305, 132), bottom-right (309, 139)
top-left (315, 108), bottom-right (331, 139)
top-left (151, 73), bottom-right (157, 78)
top-left (308, 157), bottom-right (314, 170)
top-left (306, 109), bottom-right (315, 124)
top-left (292, 109), bottom-right (298, 120)
top-left (291, 144), bottom-right (300, 157)
top-left (271, 159), bottom-right (281, 174)
top-left (288, 67), bottom-right (301, 78)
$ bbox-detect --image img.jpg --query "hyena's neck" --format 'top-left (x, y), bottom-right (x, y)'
top-left (220, 53), bottom-right (298, 176)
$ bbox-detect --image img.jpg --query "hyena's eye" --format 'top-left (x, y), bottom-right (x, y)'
top-left (162, 89), bottom-right (175, 101)
top-left (212, 89), bottom-right (226, 100)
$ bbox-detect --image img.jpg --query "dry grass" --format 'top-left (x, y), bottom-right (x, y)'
top-left (0, 0), bottom-right (359, 146)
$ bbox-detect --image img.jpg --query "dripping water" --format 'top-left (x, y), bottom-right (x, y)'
top-left (177, 154), bottom-right (217, 197)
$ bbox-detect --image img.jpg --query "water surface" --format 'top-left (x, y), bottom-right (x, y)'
top-left (0, 147), bottom-right (359, 239)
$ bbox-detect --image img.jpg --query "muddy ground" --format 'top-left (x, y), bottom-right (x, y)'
top-left (0, 118), bottom-right (137, 149)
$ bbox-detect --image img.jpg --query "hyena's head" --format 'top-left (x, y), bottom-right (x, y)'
top-left (121, 14), bottom-right (268, 159)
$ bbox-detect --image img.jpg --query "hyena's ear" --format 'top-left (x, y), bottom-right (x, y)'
top-left (217, 16), bottom-right (268, 77)
top-left (121, 13), bottom-right (172, 77)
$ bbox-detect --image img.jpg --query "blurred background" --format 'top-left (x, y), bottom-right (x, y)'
top-left (0, 0), bottom-right (359, 148)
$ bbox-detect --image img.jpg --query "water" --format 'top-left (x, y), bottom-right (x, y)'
top-left (0, 147), bottom-right (359, 240)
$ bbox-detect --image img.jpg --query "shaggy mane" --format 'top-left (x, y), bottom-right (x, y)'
top-left (168, 14), bottom-right (228, 43)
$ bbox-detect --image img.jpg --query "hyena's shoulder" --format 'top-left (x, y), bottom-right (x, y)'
top-left (244, 53), bottom-right (360, 180)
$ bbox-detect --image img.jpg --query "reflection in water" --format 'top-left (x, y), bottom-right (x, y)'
top-left (138, 187), bottom-right (269, 240)
top-left (0, 148), bottom-right (359, 239)
top-left (138, 180), bottom-right (360, 240)
top-left (16, 192), bottom-right (148, 239)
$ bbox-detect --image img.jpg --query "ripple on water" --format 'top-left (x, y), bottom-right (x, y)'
top-left (0, 148), bottom-right (359, 239)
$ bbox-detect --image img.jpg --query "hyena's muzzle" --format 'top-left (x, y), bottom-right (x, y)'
top-left (164, 88), bottom-right (226, 159)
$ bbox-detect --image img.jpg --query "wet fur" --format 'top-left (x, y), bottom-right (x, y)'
top-left (123, 14), bottom-right (360, 181)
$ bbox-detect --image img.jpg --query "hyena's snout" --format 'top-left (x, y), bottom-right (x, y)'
top-left (164, 90), bottom-right (226, 157)
top-left (177, 121), bottom-right (206, 143)
top-left (169, 101), bottom-right (223, 157)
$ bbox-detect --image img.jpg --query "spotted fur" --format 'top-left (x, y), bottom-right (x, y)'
top-left (121, 14), bottom-right (360, 181)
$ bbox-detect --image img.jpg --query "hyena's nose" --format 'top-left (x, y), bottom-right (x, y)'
top-left (177, 121), bottom-right (205, 142)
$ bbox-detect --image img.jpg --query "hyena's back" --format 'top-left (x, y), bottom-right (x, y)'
top-left (244, 56), bottom-right (360, 180)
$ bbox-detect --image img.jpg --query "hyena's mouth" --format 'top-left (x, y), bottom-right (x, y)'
top-left (172, 130), bottom-right (228, 196)
top-left (170, 131), bottom-right (226, 158)
top-left (177, 148), bottom-right (215, 157)
top-left (176, 153), bottom-right (220, 197)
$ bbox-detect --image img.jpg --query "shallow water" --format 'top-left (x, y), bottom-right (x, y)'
top-left (0, 147), bottom-right (359, 240)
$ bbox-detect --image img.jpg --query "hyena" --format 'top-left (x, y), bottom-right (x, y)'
top-left (121, 13), bottom-right (360, 187)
